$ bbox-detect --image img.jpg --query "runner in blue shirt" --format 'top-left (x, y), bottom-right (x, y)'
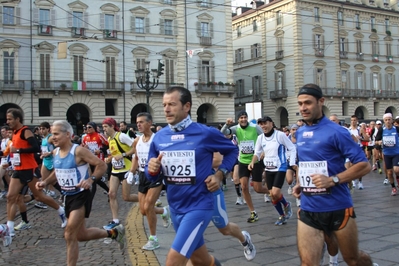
top-left (292, 83), bottom-right (378, 266)
top-left (146, 86), bottom-right (238, 266)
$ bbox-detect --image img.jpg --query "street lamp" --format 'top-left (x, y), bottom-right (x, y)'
top-left (135, 61), bottom-right (159, 112)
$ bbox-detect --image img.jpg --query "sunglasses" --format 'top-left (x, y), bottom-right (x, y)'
top-left (86, 126), bottom-right (93, 129)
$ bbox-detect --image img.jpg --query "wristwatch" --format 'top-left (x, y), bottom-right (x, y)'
top-left (217, 168), bottom-right (229, 177)
top-left (91, 176), bottom-right (97, 181)
top-left (332, 175), bottom-right (340, 186)
top-left (122, 153), bottom-right (126, 157)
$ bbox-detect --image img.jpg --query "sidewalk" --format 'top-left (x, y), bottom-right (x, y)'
top-left (1, 170), bottom-right (398, 265)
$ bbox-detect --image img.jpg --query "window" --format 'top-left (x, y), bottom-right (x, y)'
top-left (136, 58), bottom-right (146, 70)
top-left (38, 99), bottom-right (51, 116)
top-left (386, 42), bottom-right (392, 56)
top-left (237, 26), bottom-right (241, 37)
top-left (3, 6), bottom-right (14, 25)
top-left (40, 54), bottom-right (50, 88)
top-left (253, 20), bottom-right (257, 32)
top-left (73, 55), bottom-right (84, 81)
top-left (356, 40), bottom-right (362, 54)
top-left (251, 43), bottom-right (261, 59)
top-left (165, 59), bottom-right (174, 85)
top-left (386, 73), bottom-right (394, 90)
top-left (339, 37), bottom-right (348, 57)
top-left (275, 71), bottom-right (285, 90)
top-left (315, 68), bottom-right (326, 87)
top-left (200, 0), bottom-right (209, 8)
top-left (164, 0), bottom-right (172, 4)
top-left (164, 19), bottom-right (173, 35)
top-left (355, 14), bottom-right (360, 29)
top-left (315, 34), bottom-right (322, 49)
top-left (237, 79), bottom-right (244, 96)
top-left (105, 99), bottom-right (116, 116)
top-left (385, 19), bottom-right (390, 32)
top-left (372, 72), bottom-right (379, 90)
top-left (39, 9), bottom-right (50, 25)
top-left (276, 11), bottom-right (282, 26)
top-left (252, 76), bottom-right (261, 99)
top-left (314, 7), bottom-right (320, 23)
top-left (201, 61), bottom-right (210, 82)
top-left (356, 71), bottom-right (364, 90)
top-left (372, 41), bottom-right (379, 55)
top-left (337, 11), bottom-right (343, 26)
top-left (341, 70), bottom-right (349, 89)
top-left (235, 49), bottom-right (243, 63)
top-left (201, 22), bottom-right (209, 37)
top-left (105, 56), bottom-right (116, 88)
top-left (370, 16), bottom-right (375, 31)
top-left (277, 37), bottom-right (283, 51)
top-left (3, 51), bottom-right (14, 84)
top-left (105, 14), bottom-right (114, 30)
top-left (135, 17), bottom-right (144, 33)
top-left (72, 11), bottom-right (83, 28)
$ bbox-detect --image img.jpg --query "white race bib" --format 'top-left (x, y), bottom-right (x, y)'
top-left (13, 153), bottom-right (20, 166)
top-left (162, 150), bottom-right (196, 185)
top-left (383, 136), bottom-right (396, 147)
top-left (240, 140), bottom-right (254, 154)
top-left (55, 168), bottom-right (79, 191)
top-left (112, 157), bottom-right (125, 170)
top-left (264, 156), bottom-right (278, 170)
top-left (41, 146), bottom-right (49, 153)
top-left (298, 161), bottom-right (330, 195)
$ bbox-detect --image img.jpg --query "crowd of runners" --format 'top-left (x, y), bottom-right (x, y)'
top-left (1, 83), bottom-right (395, 266)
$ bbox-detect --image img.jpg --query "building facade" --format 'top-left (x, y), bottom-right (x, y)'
top-left (0, 0), bottom-right (235, 132)
top-left (233, 0), bottom-right (399, 127)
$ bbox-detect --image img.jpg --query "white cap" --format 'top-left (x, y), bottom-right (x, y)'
top-left (376, 120), bottom-right (382, 125)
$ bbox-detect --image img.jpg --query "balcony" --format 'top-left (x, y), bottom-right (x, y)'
top-left (387, 55), bottom-right (393, 63)
top-left (200, 36), bottom-right (212, 46)
top-left (356, 53), bottom-right (364, 61)
top-left (37, 25), bottom-right (53, 36)
top-left (103, 30), bottom-right (117, 39)
top-left (338, 89), bottom-right (372, 98)
top-left (31, 80), bottom-right (125, 95)
top-left (270, 89), bottom-right (288, 100)
top-left (0, 80), bottom-right (24, 95)
top-left (194, 83), bottom-right (235, 97)
top-left (339, 51), bottom-right (348, 59)
top-left (315, 49), bottom-right (324, 57)
top-left (373, 90), bottom-right (399, 99)
top-left (275, 50), bottom-right (284, 60)
top-left (372, 54), bottom-right (379, 62)
top-left (71, 27), bottom-right (85, 38)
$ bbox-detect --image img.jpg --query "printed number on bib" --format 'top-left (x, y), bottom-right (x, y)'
top-left (112, 157), bottom-right (126, 170)
top-left (383, 136), bottom-right (396, 147)
top-left (55, 168), bottom-right (79, 191)
top-left (264, 156), bottom-right (278, 170)
top-left (13, 153), bottom-right (21, 166)
top-left (162, 150), bottom-right (196, 185)
top-left (298, 160), bottom-right (330, 196)
top-left (240, 140), bottom-right (254, 154)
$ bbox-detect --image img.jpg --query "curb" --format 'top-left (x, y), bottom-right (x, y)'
top-left (126, 203), bottom-right (161, 266)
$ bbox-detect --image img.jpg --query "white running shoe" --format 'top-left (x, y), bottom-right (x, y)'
top-left (235, 197), bottom-right (244, 205)
top-left (357, 182), bottom-right (364, 190)
top-left (155, 199), bottom-right (162, 207)
top-left (1, 225), bottom-right (12, 247)
top-left (242, 231), bottom-right (256, 261)
top-left (287, 186), bottom-right (293, 195)
top-left (264, 194), bottom-right (271, 203)
top-left (296, 198), bottom-right (301, 207)
top-left (383, 178), bottom-right (389, 185)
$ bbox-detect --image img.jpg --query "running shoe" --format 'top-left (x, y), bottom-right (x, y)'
top-left (373, 263), bottom-right (379, 266)
top-left (34, 202), bottom-right (48, 209)
top-left (274, 215), bottom-right (287, 226)
top-left (235, 197), bottom-right (244, 205)
top-left (383, 178), bottom-right (389, 185)
top-left (222, 184), bottom-right (228, 191)
top-left (142, 236), bottom-right (160, 250)
top-left (287, 186), bottom-right (293, 195)
top-left (0, 191), bottom-right (7, 199)
top-left (378, 169), bottom-right (382, 174)
top-left (60, 213), bottom-right (67, 228)
top-left (14, 221), bottom-right (31, 231)
top-left (264, 194), bottom-right (271, 203)
top-left (357, 182), bottom-right (364, 190)
top-left (161, 206), bottom-right (171, 228)
top-left (155, 199), bottom-right (162, 207)
top-left (114, 224), bottom-right (125, 250)
top-left (284, 202), bottom-right (293, 219)
top-left (372, 165), bottom-right (377, 171)
top-left (391, 187), bottom-right (397, 196)
top-left (329, 262), bottom-right (339, 266)
top-left (296, 198), bottom-right (301, 207)
top-left (46, 190), bottom-right (57, 198)
top-left (247, 211), bottom-right (258, 223)
top-left (103, 221), bottom-right (119, 230)
top-left (1, 225), bottom-right (12, 247)
top-left (160, 190), bottom-right (166, 196)
top-left (242, 231), bottom-right (256, 261)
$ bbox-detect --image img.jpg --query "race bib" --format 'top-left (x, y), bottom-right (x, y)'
top-left (13, 153), bottom-right (20, 166)
top-left (264, 156), bottom-right (278, 170)
top-left (162, 150), bottom-right (196, 185)
top-left (87, 143), bottom-right (99, 153)
top-left (55, 168), bottom-right (79, 192)
top-left (112, 157), bottom-right (125, 170)
top-left (41, 146), bottom-right (49, 153)
top-left (240, 140), bottom-right (254, 154)
top-left (383, 136), bottom-right (396, 147)
top-left (298, 161), bottom-right (330, 196)
top-left (1, 157), bottom-right (8, 166)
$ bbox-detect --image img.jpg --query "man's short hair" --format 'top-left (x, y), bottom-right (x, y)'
top-left (39, 122), bottom-right (50, 129)
top-left (6, 108), bottom-right (24, 124)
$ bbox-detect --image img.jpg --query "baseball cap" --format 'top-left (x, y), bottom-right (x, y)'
top-left (257, 116), bottom-right (273, 123)
top-left (290, 124), bottom-right (299, 129)
top-left (376, 120), bottom-right (382, 125)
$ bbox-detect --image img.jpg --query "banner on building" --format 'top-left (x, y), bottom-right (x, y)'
top-left (72, 81), bottom-right (86, 91)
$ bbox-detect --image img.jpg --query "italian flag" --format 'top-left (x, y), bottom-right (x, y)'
top-left (73, 81), bottom-right (86, 91)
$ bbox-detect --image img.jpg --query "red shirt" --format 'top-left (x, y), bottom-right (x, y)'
top-left (12, 126), bottom-right (38, 170)
top-left (81, 132), bottom-right (108, 160)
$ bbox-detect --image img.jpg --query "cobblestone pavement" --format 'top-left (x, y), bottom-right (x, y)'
top-left (1, 170), bottom-right (399, 265)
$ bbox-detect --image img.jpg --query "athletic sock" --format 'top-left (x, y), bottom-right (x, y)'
top-left (7, 221), bottom-right (14, 230)
top-left (235, 184), bottom-right (241, 197)
top-left (377, 161), bottom-right (380, 168)
top-left (113, 219), bottom-right (120, 224)
top-left (21, 211), bottom-right (28, 223)
top-left (279, 195), bottom-right (287, 206)
top-left (150, 235), bottom-right (158, 241)
top-left (329, 254), bottom-right (338, 264)
top-left (272, 200), bottom-right (284, 216)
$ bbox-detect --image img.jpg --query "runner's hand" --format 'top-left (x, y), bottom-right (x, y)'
top-left (292, 183), bottom-right (301, 198)
top-left (205, 174), bottom-right (220, 192)
top-left (36, 181), bottom-right (46, 191)
top-left (77, 178), bottom-right (93, 190)
top-left (125, 172), bottom-right (134, 185)
top-left (148, 153), bottom-right (163, 175)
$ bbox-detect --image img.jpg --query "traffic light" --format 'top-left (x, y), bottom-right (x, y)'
top-left (157, 60), bottom-right (164, 77)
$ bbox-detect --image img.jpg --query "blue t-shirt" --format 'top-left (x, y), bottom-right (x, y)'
top-left (297, 116), bottom-right (367, 212)
top-left (381, 126), bottom-right (399, 156)
top-left (145, 123), bottom-right (238, 214)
